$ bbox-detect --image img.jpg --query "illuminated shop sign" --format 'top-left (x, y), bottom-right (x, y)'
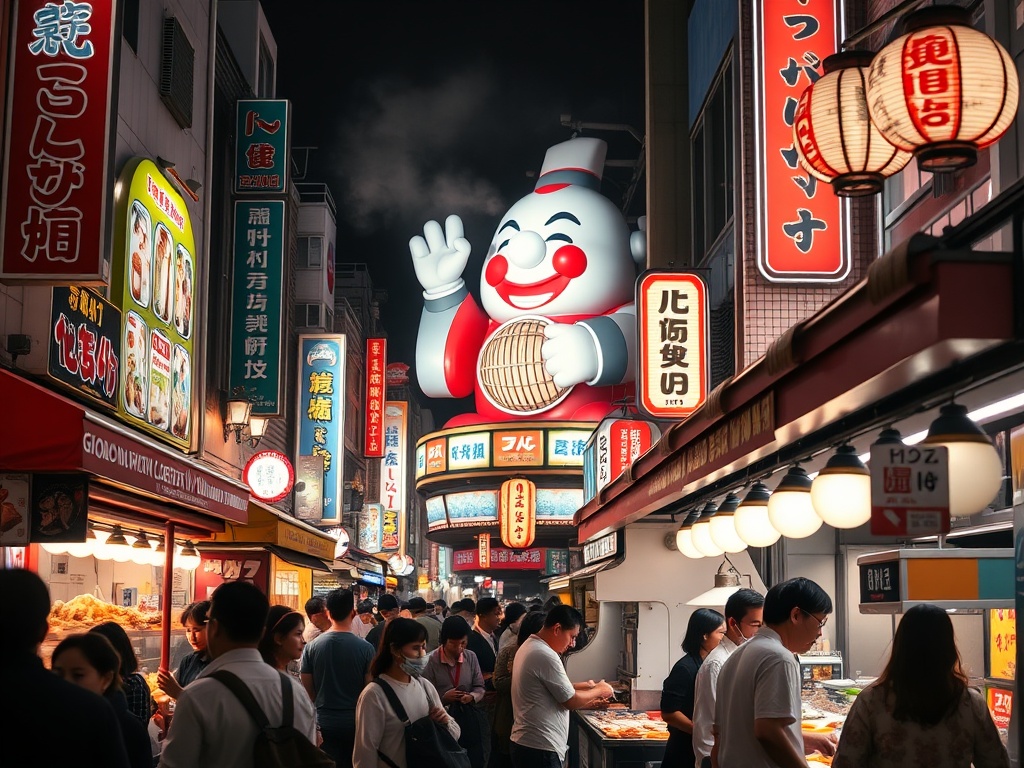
top-left (357, 502), bottom-right (383, 554)
top-left (453, 546), bottom-right (545, 571)
top-left (234, 99), bottom-right (290, 194)
top-left (583, 418), bottom-right (660, 503)
top-left (111, 158), bottom-right (197, 449)
top-left (296, 335), bottom-right (346, 524)
top-left (637, 271), bottom-right (708, 419)
top-left (1, 0), bottom-right (119, 283)
top-left (423, 487), bottom-right (581, 533)
top-left (229, 200), bottom-right (285, 415)
top-left (48, 286), bottom-right (121, 409)
top-left (415, 425), bottom-right (592, 482)
top-left (365, 338), bottom-right (387, 457)
top-left (753, 0), bottom-right (848, 282)
top-left (500, 478), bottom-right (536, 548)
top-left (380, 402), bottom-right (407, 552)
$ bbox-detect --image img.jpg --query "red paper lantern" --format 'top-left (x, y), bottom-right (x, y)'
top-left (866, 6), bottom-right (1019, 172)
top-left (499, 478), bottom-right (536, 549)
top-left (794, 51), bottom-right (912, 196)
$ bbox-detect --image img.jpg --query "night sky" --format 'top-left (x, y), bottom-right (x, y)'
top-left (260, 0), bottom-right (646, 423)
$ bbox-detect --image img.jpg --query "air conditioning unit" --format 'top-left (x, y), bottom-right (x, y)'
top-left (160, 17), bottom-right (194, 129)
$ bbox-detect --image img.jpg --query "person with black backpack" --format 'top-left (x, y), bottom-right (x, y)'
top-left (159, 581), bottom-right (327, 768)
top-left (352, 618), bottom-right (465, 768)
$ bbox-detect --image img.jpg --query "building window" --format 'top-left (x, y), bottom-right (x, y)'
top-left (298, 236), bottom-right (323, 268)
top-left (123, 0), bottom-right (140, 53)
top-left (691, 56), bottom-right (734, 264)
top-left (258, 35), bottom-right (275, 98)
top-left (297, 304), bottom-right (322, 328)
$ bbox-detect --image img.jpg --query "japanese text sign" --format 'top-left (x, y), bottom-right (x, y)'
top-left (230, 201), bottom-right (285, 414)
top-left (1, 0), bottom-right (119, 283)
top-left (546, 429), bottom-right (589, 466)
top-left (870, 443), bottom-right (950, 536)
top-left (584, 418), bottom-right (659, 503)
top-left (48, 286), bottom-right (120, 409)
top-left (478, 532), bottom-right (491, 569)
top-left (196, 551), bottom-right (270, 599)
top-left (500, 478), bottom-right (536, 549)
top-left (754, 0), bottom-right (849, 282)
top-left (365, 338), bottom-right (387, 457)
top-left (987, 608), bottom-right (1016, 681)
top-left (111, 158), bottom-right (197, 450)
top-left (380, 402), bottom-right (407, 552)
top-left (987, 686), bottom-right (1013, 732)
top-left (637, 271), bottom-right (709, 419)
top-left (453, 546), bottom-right (545, 572)
top-left (296, 335), bottom-right (346, 524)
top-left (243, 450), bottom-right (294, 503)
top-left (494, 430), bottom-right (544, 467)
top-left (234, 99), bottom-right (289, 194)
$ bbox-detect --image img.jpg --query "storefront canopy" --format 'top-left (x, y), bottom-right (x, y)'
top-left (1, 369), bottom-right (250, 528)
top-left (576, 234), bottom-right (1018, 542)
top-left (205, 501), bottom-right (336, 572)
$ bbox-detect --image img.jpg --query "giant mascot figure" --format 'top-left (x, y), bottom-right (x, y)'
top-left (410, 137), bottom-right (645, 427)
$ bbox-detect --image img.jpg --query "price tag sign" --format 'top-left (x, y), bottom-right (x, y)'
top-left (870, 443), bottom-right (951, 536)
top-left (859, 559), bottom-right (901, 605)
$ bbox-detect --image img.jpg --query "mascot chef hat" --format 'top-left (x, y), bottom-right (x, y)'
top-left (535, 137), bottom-right (607, 192)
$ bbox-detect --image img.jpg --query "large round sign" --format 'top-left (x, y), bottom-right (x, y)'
top-left (387, 553), bottom-right (405, 574)
top-left (334, 528), bottom-right (350, 560)
top-left (243, 450), bottom-right (294, 502)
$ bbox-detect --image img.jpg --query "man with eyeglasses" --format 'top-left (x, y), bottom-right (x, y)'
top-left (692, 588), bottom-right (765, 768)
top-left (712, 577), bottom-right (833, 768)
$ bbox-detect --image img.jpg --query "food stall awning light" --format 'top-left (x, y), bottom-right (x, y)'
top-left (767, 466), bottom-right (823, 539)
top-left (692, 501), bottom-right (725, 557)
top-left (687, 559), bottom-right (747, 607)
top-left (65, 526), bottom-right (96, 559)
top-left (920, 403), bottom-right (1002, 518)
top-left (175, 540), bottom-right (201, 570)
top-left (734, 482), bottom-right (781, 547)
top-left (105, 525), bottom-right (134, 562)
top-left (810, 445), bottom-right (871, 529)
top-left (708, 493), bottom-right (748, 553)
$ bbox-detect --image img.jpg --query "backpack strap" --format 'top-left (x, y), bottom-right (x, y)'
top-left (371, 677), bottom-right (410, 724)
top-left (278, 672), bottom-right (294, 727)
top-left (209, 670), bottom-right (271, 729)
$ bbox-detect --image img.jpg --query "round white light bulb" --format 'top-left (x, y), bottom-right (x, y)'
top-left (733, 484), bottom-right (782, 547)
top-left (90, 530), bottom-right (112, 560)
top-left (709, 514), bottom-right (748, 553)
top-left (40, 542), bottom-right (69, 555)
top-left (767, 488), bottom-right (823, 538)
top-left (675, 527), bottom-right (705, 559)
top-left (65, 536), bottom-right (95, 559)
top-left (691, 520), bottom-right (725, 557)
top-left (933, 439), bottom-right (1003, 517)
top-left (811, 471), bottom-right (871, 528)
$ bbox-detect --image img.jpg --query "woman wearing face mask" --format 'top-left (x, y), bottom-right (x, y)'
top-left (495, 602), bottom-right (527, 653)
top-left (51, 633), bottom-right (153, 768)
top-left (352, 617), bottom-right (461, 768)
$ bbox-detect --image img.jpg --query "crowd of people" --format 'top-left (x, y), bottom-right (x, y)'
top-left (0, 568), bottom-right (1013, 768)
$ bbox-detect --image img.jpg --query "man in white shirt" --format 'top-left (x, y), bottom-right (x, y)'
top-left (303, 595), bottom-right (331, 643)
top-left (692, 588), bottom-right (764, 768)
top-left (511, 604), bottom-right (614, 768)
top-left (713, 577), bottom-right (832, 768)
top-left (159, 580), bottom-right (318, 768)
top-left (353, 600), bottom-right (375, 639)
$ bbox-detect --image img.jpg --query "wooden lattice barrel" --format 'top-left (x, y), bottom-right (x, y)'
top-left (478, 316), bottom-right (570, 414)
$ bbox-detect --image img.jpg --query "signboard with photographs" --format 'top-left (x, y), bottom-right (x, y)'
top-left (110, 158), bottom-right (197, 449)
top-left (48, 286), bottom-right (121, 409)
top-left (0, 0), bottom-right (119, 283)
top-left (636, 271), bottom-right (709, 419)
top-left (29, 473), bottom-right (88, 544)
top-left (234, 100), bottom-right (290, 194)
top-left (229, 201), bottom-right (285, 415)
top-left (0, 474), bottom-right (31, 547)
top-left (296, 335), bottom-right (346, 524)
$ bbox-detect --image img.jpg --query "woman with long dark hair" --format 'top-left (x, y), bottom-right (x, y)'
top-left (659, 608), bottom-right (726, 767)
top-left (51, 633), bottom-right (153, 768)
top-left (258, 605), bottom-right (306, 676)
top-left (834, 604), bottom-right (1008, 767)
top-left (90, 621), bottom-right (153, 724)
top-left (352, 617), bottom-right (461, 768)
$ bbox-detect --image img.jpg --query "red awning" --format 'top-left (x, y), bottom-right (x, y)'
top-left (1, 369), bottom-right (249, 526)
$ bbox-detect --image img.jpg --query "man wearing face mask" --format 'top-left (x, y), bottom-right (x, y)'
top-left (691, 589), bottom-right (764, 768)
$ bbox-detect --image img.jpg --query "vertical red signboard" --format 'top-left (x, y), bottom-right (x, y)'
top-left (753, 0), bottom-right (848, 283)
top-left (1, 0), bottom-right (119, 283)
top-left (364, 338), bottom-right (386, 457)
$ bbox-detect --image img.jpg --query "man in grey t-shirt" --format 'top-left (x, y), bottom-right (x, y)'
top-left (714, 577), bottom-right (833, 768)
top-left (510, 605), bottom-right (613, 768)
top-left (301, 588), bottom-right (374, 768)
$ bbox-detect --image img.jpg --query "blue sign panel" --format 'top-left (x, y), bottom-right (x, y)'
top-left (296, 335), bottom-right (346, 524)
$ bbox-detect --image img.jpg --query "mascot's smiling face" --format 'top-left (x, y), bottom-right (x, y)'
top-left (479, 183), bottom-right (635, 323)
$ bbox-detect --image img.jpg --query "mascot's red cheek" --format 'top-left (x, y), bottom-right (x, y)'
top-left (552, 245), bottom-right (587, 279)
top-left (485, 255), bottom-right (508, 286)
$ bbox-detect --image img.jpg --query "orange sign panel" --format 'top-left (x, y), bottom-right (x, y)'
top-left (494, 430), bottom-right (544, 467)
top-left (500, 478), bottom-right (537, 549)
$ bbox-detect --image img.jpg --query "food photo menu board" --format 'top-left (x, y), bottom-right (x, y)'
top-left (110, 158), bottom-right (197, 450)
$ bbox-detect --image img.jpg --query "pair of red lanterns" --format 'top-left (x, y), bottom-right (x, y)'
top-left (794, 6), bottom-right (1019, 196)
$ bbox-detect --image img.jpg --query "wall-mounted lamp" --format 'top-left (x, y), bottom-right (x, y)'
top-left (156, 155), bottom-right (201, 202)
top-left (224, 390), bottom-right (253, 443)
top-left (247, 415), bottom-right (270, 448)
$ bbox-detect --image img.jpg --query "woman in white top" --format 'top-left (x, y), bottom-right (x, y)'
top-left (353, 617), bottom-right (461, 768)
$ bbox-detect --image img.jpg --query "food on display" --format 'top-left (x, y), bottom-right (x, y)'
top-left (170, 345), bottom-right (190, 439)
top-left (48, 594), bottom-right (162, 631)
top-left (123, 313), bottom-right (149, 418)
top-left (807, 755), bottom-right (833, 766)
top-left (581, 709), bottom-right (669, 740)
top-left (172, 245), bottom-right (193, 339)
top-left (0, 487), bottom-right (22, 532)
top-left (129, 203), bottom-right (152, 308)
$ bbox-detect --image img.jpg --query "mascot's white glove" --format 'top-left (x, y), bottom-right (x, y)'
top-left (409, 214), bottom-right (472, 297)
top-left (542, 322), bottom-right (599, 389)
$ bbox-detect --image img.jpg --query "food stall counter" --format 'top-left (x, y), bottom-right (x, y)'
top-left (573, 709), bottom-right (667, 768)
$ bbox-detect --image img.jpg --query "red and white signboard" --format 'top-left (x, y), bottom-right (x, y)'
top-left (243, 450), bottom-right (295, 503)
top-left (364, 338), bottom-right (386, 457)
top-left (1, 0), bottom-right (120, 283)
top-left (988, 686), bottom-right (1013, 732)
top-left (595, 419), bottom-right (660, 495)
top-left (386, 362), bottom-right (410, 387)
top-left (636, 271), bottom-right (708, 419)
top-left (870, 443), bottom-right (950, 536)
top-left (753, 0), bottom-right (848, 283)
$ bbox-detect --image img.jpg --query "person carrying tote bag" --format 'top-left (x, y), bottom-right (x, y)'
top-left (352, 618), bottom-right (467, 768)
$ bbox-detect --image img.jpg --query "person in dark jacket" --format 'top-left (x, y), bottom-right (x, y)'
top-left (52, 632), bottom-right (153, 768)
top-left (0, 569), bottom-right (130, 768)
top-left (659, 608), bottom-right (726, 768)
